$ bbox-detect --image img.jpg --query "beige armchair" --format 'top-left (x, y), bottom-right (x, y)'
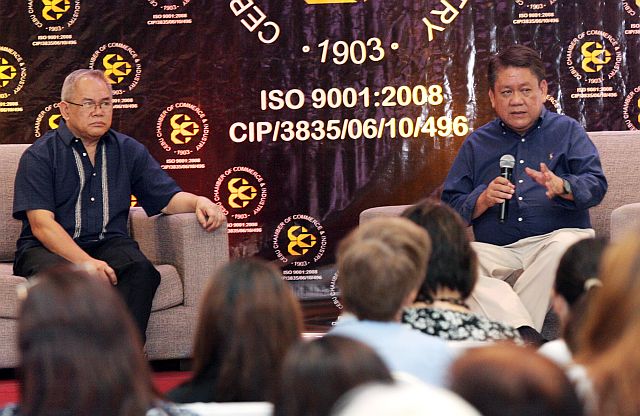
top-left (0, 144), bottom-right (229, 368)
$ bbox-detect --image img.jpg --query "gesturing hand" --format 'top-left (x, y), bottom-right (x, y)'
top-left (524, 163), bottom-right (566, 199)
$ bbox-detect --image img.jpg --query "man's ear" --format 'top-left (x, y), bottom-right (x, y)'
top-left (539, 79), bottom-right (548, 96)
top-left (58, 101), bottom-right (71, 121)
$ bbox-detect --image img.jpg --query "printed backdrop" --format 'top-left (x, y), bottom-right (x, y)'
top-left (2, 0), bottom-right (639, 321)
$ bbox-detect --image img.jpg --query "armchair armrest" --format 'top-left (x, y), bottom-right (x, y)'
top-left (610, 203), bottom-right (640, 242)
top-left (129, 207), bottom-right (229, 306)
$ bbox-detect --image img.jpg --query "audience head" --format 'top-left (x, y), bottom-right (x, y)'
top-left (17, 264), bottom-right (155, 416)
top-left (552, 237), bottom-right (607, 350)
top-left (449, 344), bottom-right (583, 416)
top-left (332, 382), bottom-right (480, 416)
top-left (191, 258), bottom-right (303, 402)
top-left (337, 217), bottom-right (431, 321)
top-left (575, 232), bottom-right (640, 416)
top-left (403, 199), bottom-right (477, 302)
top-left (274, 335), bottom-right (393, 416)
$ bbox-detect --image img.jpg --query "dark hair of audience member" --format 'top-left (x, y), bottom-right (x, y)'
top-left (553, 237), bottom-right (607, 352)
top-left (273, 335), bottom-right (394, 416)
top-left (402, 199), bottom-right (477, 302)
top-left (187, 258), bottom-right (303, 402)
top-left (337, 217), bottom-right (431, 321)
top-left (575, 233), bottom-right (640, 416)
top-left (17, 265), bottom-right (157, 416)
top-left (450, 344), bottom-right (583, 416)
top-left (488, 44), bottom-right (546, 90)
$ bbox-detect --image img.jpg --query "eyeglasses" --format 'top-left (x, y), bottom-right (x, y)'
top-left (65, 100), bottom-right (113, 112)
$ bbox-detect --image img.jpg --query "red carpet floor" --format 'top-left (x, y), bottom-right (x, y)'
top-left (0, 371), bottom-right (190, 407)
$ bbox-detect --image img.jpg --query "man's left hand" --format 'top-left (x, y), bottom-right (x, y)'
top-left (524, 163), bottom-right (572, 200)
top-left (195, 197), bottom-right (225, 231)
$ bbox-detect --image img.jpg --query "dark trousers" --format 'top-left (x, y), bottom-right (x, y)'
top-left (14, 236), bottom-right (161, 342)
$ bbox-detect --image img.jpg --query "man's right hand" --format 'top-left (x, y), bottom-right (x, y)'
top-left (473, 176), bottom-right (515, 219)
top-left (83, 258), bottom-right (118, 285)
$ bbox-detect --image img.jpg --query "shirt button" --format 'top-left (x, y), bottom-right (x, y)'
top-left (518, 196), bottom-right (523, 201)
top-left (518, 217), bottom-right (523, 222)
top-left (518, 179), bottom-right (523, 184)
top-left (90, 197), bottom-right (95, 202)
top-left (82, 152), bottom-right (87, 157)
top-left (521, 138), bottom-right (525, 142)
top-left (92, 173), bottom-right (97, 176)
top-left (519, 160), bottom-right (524, 164)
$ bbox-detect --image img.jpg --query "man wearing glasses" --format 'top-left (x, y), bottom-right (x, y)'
top-left (12, 69), bottom-right (225, 340)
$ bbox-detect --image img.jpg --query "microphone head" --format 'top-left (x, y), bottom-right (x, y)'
top-left (499, 154), bottom-right (516, 169)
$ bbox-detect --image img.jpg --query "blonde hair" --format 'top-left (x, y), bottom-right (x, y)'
top-left (337, 217), bottom-right (431, 321)
top-left (575, 231), bottom-right (640, 416)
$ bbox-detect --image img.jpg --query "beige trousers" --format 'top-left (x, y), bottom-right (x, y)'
top-left (468, 228), bottom-right (595, 331)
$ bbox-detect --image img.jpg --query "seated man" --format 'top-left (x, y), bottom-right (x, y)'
top-left (328, 217), bottom-right (453, 387)
top-left (441, 45), bottom-right (607, 331)
top-left (13, 69), bottom-right (225, 340)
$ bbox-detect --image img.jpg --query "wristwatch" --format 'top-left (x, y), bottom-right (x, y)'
top-left (561, 179), bottom-right (572, 195)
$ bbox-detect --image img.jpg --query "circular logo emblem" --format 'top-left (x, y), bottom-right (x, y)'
top-left (515, 0), bottom-right (557, 9)
top-left (623, 85), bottom-right (640, 131)
top-left (273, 215), bottom-right (327, 267)
top-left (89, 43), bottom-right (142, 95)
top-left (146, 0), bottom-right (191, 10)
top-left (27, 0), bottom-right (80, 32)
top-left (566, 31), bottom-right (622, 84)
top-left (156, 102), bottom-right (209, 156)
top-left (0, 46), bottom-right (27, 99)
top-left (34, 102), bottom-right (62, 138)
top-left (213, 167), bottom-right (267, 219)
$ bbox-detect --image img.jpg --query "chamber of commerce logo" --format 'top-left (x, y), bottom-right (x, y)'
top-left (580, 42), bottom-right (611, 72)
top-left (89, 43), bottom-right (142, 95)
top-left (33, 102), bottom-right (62, 138)
top-left (28, 0), bottom-right (80, 31)
top-left (0, 46), bottom-right (27, 100)
top-left (273, 215), bottom-right (326, 266)
top-left (156, 102), bottom-right (209, 156)
top-left (213, 167), bottom-right (267, 221)
top-left (566, 31), bottom-right (621, 84)
top-left (623, 86), bottom-right (640, 130)
top-left (146, 0), bottom-right (191, 10)
top-left (288, 225), bottom-right (316, 255)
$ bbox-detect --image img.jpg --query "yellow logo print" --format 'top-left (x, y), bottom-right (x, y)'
top-left (103, 54), bottom-right (132, 84)
top-left (581, 42), bottom-right (611, 73)
top-left (228, 178), bottom-right (257, 208)
top-left (48, 114), bottom-right (61, 129)
top-left (130, 195), bottom-right (138, 207)
top-left (305, 0), bottom-right (357, 3)
top-left (0, 58), bottom-right (17, 87)
top-left (637, 98), bottom-right (640, 124)
top-left (287, 226), bottom-right (317, 256)
top-left (170, 114), bottom-right (200, 144)
top-left (42, 0), bottom-right (70, 21)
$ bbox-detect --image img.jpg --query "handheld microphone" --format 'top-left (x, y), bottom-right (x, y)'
top-left (498, 154), bottom-right (515, 223)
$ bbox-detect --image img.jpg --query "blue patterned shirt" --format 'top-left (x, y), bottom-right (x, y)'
top-left (13, 121), bottom-right (181, 256)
